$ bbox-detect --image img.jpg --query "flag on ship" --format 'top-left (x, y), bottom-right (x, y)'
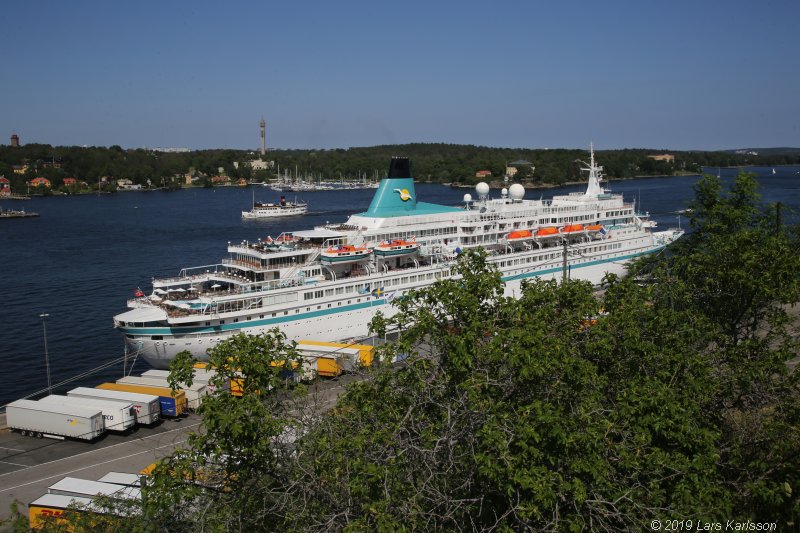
top-left (371, 287), bottom-right (385, 298)
top-left (133, 287), bottom-right (145, 297)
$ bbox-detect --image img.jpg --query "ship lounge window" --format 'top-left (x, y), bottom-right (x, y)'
top-left (151, 335), bottom-right (163, 340)
top-left (119, 321), bottom-right (126, 326)
top-left (206, 322), bottom-right (211, 326)
top-left (233, 319), bottom-right (239, 323)
top-left (304, 293), bottom-right (313, 301)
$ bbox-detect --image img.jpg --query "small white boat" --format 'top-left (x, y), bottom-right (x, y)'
top-left (242, 195), bottom-right (307, 219)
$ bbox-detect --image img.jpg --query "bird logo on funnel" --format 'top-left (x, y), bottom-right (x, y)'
top-left (394, 188), bottom-right (412, 202)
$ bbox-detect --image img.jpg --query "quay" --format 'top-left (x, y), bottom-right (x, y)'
top-left (0, 374), bottom-right (362, 524)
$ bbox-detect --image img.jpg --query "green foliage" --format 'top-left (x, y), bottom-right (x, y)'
top-left (3, 143), bottom-right (798, 192)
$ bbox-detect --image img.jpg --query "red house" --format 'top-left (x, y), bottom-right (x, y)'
top-left (30, 177), bottom-right (51, 188)
top-left (63, 177), bottom-right (78, 186)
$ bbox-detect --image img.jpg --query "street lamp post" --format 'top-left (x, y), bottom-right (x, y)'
top-left (39, 313), bottom-right (52, 395)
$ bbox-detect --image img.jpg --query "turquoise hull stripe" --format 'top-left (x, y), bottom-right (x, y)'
top-left (120, 247), bottom-right (661, 336)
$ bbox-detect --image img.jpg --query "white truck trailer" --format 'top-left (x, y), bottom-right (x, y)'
top-left (38, 395), bottom-right (137, 433)
top-left (5, 399), bottom-right (104, 441)
top-left (66, 387), bottom-right (160, 425)
top-left (48, 477), bottom-right (141, 501)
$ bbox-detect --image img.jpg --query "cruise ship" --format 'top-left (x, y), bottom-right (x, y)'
top-left (114, 148), bottom-right (683, 368)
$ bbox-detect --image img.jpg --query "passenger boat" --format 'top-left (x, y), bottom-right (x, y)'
top-left (242, 195), bottom-right (307, 219)
top-left (114, 146), bottom-right (683, 368)
top-left (373, 238), bottom-right (419, 257)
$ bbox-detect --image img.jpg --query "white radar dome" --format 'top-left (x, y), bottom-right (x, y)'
top-left (508, 183), bottom-right (526, 200)
top-left (475, 182), bottom-right (490, 197)
top-left (463, 193), bottom-right (473, 203)
top-left (501, 187), bottom-right (508, 198)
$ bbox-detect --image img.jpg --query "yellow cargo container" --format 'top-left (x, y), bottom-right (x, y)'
top-left (297, 340), bottom-right (375, 378)
top-left (96, 383), bottom-right (187, 417)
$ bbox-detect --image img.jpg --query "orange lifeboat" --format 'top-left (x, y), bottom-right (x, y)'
top-left (562, 224), bottom-right (584, 233)
top-left (374, 238), bottom-right (419, 257)
top-left (506, 229), bottom-right (533, 241)
top-left (535, 227), bottom-right (559, 238)
top-left (585, 224), bottom-right (603, 233)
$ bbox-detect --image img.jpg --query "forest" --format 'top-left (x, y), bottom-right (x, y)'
top-left (1, 142), bottom-right (799, 193)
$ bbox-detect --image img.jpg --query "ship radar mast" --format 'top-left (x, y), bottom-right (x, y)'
top-left (579, 142), bottom-right (605, 197)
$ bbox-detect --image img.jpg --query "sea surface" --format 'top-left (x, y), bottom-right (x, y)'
top-left (1, 167), bottom-right (799, 406)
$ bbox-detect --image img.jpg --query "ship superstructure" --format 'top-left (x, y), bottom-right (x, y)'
top-left (114, 149), bottom-right (682, 368)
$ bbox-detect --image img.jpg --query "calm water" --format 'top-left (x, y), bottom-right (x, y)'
top-left (1, 167), bottom-right (799, 405)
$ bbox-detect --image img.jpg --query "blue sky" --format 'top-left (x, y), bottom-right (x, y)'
top-left (2, 0), bottom-right (798, 150)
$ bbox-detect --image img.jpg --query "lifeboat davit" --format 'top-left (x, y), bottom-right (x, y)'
top-left (374, 238), bottom-right (419, 257)
top-left (561, 224), bottom-right (584, 234)
top-left (320, 245), bottom-right (372, 264)
top-left (506, 230), bottom-right (533, 242)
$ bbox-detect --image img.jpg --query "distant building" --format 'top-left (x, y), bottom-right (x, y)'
top-left (249, 159), bottom-right (274, 170)
top-left (41, 158), bottom-right (63, 169)
top-left (505, 159), bottom-right (534, 179)
top-left (211, 175), bottom-right (231, 185)
top-left (0, 176), bottom-right (10, 196)
top-left (117, 178), bottom-right (143, 190)
top-left (63, 177), bottom-right (78, 186)
top-left (10, 134), bottom-right (19, 147)
top-left (647, 154), bottom-right (675, 163)
top-left (29, 177), bottom-right (51, 188)
top-left (12, 164), bottom-right (28, 174)
top-left (475, 170), bottom-right (492, 178)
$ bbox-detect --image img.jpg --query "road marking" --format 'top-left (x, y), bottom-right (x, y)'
top-left (0, 438), bottom-right (188, 494)
top-left (0, 422), bottom-right (200, 481)
top-left (0, 447), bottom-right (26, 453)
top-left (0, 460), bottom-right (28, 467)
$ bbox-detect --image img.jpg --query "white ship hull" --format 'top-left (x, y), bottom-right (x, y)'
top-left (120, 236), bottom-right (666, 369)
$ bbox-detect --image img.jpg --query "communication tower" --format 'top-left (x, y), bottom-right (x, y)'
top-left (259, 118), bottom-right (266, 156)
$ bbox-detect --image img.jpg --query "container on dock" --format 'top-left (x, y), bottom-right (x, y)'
top-left (297, 340), bottom-right (376, 378)
top-left (28, 494), bottom-right (94, 529)
top-left (67, 387), bottom-right (160, 425)
top-left (38, 395), bottom-right (137, 433)
top-left (48, 476), bottom-right (141, 500)
top-left (5, 399), bottom-right (104, 441)
top-left (116, 375), bottom-right (207, 410)
top-left (95, 383), bottom-right (187, 417)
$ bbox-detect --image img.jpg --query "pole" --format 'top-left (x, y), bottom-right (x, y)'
top-left (562, 239), bottom-right (568, 283)
top-left (40, 313), bottom-right (52, 395)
